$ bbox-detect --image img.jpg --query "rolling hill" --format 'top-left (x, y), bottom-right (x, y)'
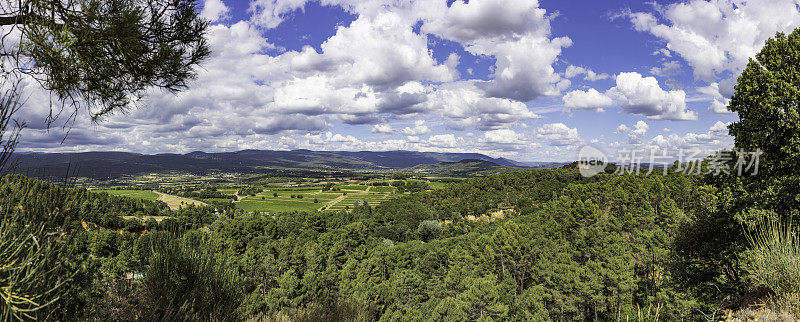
top-left (7, 149), bottom-right (559, 179)
top-left (402, 159), bottom-right (522, 176)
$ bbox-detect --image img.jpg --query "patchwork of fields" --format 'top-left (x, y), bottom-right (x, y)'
top-left (95, 189), bottom-right (207, 210)
top-left (96, 189), bottom-right (160, 201)
top-left (235, 184), bottom-right (400, 213)
top-left (96, 181), bottom-right (421, 213)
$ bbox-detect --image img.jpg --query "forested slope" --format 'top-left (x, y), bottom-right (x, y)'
top-left (2, 169), bottom-right (734, 320)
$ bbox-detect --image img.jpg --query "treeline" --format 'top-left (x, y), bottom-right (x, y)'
top-left (0, 174), bottom-right (244, 319)
top-left (422, 169), bottom-right (601, 218)
top-left (3, 167), bottom-right (729, 320)
top-left (391, 179), bottom-right (429, 193)
top-left (237, 186), bottom-right (263, 196)
top-left (0, 175), bottom-right (168, 228)
top-left (0, 175), bottom-right (229, 231)
top-left (159, 186), bottom-right (236, 201)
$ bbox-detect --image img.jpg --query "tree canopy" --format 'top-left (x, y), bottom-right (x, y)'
top-left (0, 0), bottom-right (210, 121)
top-left (674, 28), bottom-right (800, 308)
top-left (729, 29), bottom-right (800, 179)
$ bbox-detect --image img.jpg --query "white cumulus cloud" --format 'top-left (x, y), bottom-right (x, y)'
top-left (562, 88), bottom-right (613, 112)
top-left (565, 65), bottom-right (610, 81)
top-left (535, 123), bottom-right (582, 147)
top-left (201, 0), bottom-right (230, 23)
top-left (371, 124), bottom-right (394, 134)
top-left (625, 0), bottom-right (800, 81)
top-left (421, 0), bottom-right (572, 101)
top-left (606, 72), bottom-right (697, 120)
top-left (401, 120), bottom-right (431, 136)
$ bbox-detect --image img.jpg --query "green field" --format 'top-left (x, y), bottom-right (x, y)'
top-left (236, 199), bottom-right (321, 213)
top-left (251, 191), bottom-right (339, 200)
top-left (230, 182), bottom-right (416, 213)
top-left (336, 185), bottom-right (369, 191)
top-left (427, 181), bottom-right (450, 190)
top-left (202, 198), bottom-right (235, 204)
top-left (369, 186), bottom-right (396, 193)
top-left (97, 189), bottom-right (160, 201)
top-left (97, 183), bottom-right (416, 213)
top-left (326, 193), bottom-right (396, 210)
top-left (235, 189), bottom-right (343, 212)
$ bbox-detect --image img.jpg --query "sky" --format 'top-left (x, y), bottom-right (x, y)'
top-left (13, 0), bottom-right (800, 162)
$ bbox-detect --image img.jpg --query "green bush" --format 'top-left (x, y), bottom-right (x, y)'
top-left (417, 220), bottom-right (442, 242)
top-left (746, 221), bottom-right (800, 297)
top-left (142, 235), bottom-right (245, 320)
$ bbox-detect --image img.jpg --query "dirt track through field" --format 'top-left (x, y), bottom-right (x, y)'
top-left (153, 191), bottom-right (207, 210)
top-left (320, 194), bottom-right (347, 211)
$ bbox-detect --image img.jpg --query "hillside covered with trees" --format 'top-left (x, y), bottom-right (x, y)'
top-left (1, 156), bottom-right (796, 320)
top-left (2, 0), bottom-right (800, 320)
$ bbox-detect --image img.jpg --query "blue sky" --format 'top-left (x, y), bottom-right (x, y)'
top-left (16, 0), bottom-right (800, 161)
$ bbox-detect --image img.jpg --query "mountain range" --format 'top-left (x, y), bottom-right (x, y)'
top-left (402, 159), bottom-right (523, 176)
top-left (8, 150), bottom-right (563, 179)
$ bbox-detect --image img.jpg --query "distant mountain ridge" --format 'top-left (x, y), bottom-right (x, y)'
top-left (8, 149), bottom-right (558, 179)
top-left (403, 159), bottom-right (521, 176)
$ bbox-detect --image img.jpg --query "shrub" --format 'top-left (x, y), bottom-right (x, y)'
top-left (746, 221), bottom-right (800, 297)
top-left (142, 236), bottom-right (245, 320)
top-left (417, 220), bottom-right (442, 242)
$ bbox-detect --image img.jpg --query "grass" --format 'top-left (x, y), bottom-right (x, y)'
top-left (95, 182), bottom-right (409, 213)
top-left (369, 186), bottom-right (396, 193)
top-left (235, 190), bottom-right (347, 212)
top-left (426, 182), bottom-right (450, 190)
top-left (230, 183), bottom-right (405, 213)
top-left (336, 185), bottom-right (369, 191)
top-left (251, 192), bottom-right (339, 201)
top-left (154, 192), bottom-right (207, 210)
top-left (264, 186), bottom-right (323, 191)
top-left (202, 198), bottom-right (235, 204)
top-left (326, 194), bottom-right (395, 210)
top-left (97, 189), bottom-right (160, 201)
top-left (746, 221), bottom-right (800, 296)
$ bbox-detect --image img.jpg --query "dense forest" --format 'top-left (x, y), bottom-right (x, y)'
top-left (0, 160), bottom-right (794, 320)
